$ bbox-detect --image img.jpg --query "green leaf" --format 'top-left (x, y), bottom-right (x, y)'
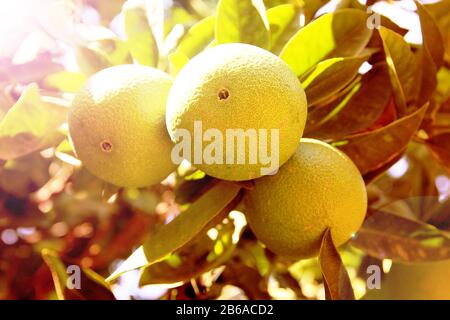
top-left (168, 51), bottom-right (190, 77)
top-left (76, 46), bottom-right (111, 76)
top-left (351, 210), bottom-right (450, 262)
top-left (379, 27), bottom-right (416, 116)
top-left (123, 0), bottom-right (159, 67)
top-left (303, 55), bottom-right (368, 107)
top-left (215, 0), bottom-right (270, 49)
top-left (139, 211), bottom-right (246, 285)
top-left (319, 229), bottom-right (355, 300)
top-left (280, 9), bottom-right (372, 77)
top-left (307, 63), bottom-right (392, 138)
top-left (267, 4), bottom-right (300, 54)
top-left (107, 181), bottom-right (241, 281)
top-left (44, 71), bottom-right (87, 93)
top-left (436, 67), bottom-right (450, 105)
top-left (41, 249), bottom-right (69, 300)
top-left (177, 16), bottom-right (215, 58)
top-left (76, 29), bottom-right (132, 76)
top-left (42, 249), bottom-right (115, 300)
top-left (415, 0), bottom-right (445, 70)
top-left (0, 84), bottom-right (68, 160)
top-left (337, 104), bottom-right (428, 175)
top-left (0, 88), bottom-right (14, 121)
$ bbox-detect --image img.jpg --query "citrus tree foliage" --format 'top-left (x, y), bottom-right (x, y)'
top-left (0, 0), bottom-right (450, 300)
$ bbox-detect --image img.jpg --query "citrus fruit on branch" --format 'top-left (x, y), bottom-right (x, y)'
top-left (68, 65), bottom-right (176, 188)
top-left (245, 138), bottom-right (368, 259)
top-left (166, 43), bottom-right (308, 181)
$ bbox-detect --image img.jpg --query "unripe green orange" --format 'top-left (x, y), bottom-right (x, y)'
top-left (166, 43), bottom-right (307, 181)
top-left (68, 65), bottom-right (176, 188)
top-left (245, 138), bottom-right (367, 258)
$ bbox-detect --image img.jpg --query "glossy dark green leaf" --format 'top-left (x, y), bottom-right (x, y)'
top-left (215, 0), bottom-right (270, 49)
top-left (280, 9), bottom-right (372, 76)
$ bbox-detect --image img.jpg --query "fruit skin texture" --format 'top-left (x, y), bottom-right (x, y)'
top-left (364, 260), bottom-right (450, 300)
top-left (245, 138), bottom-right (367, 259)
top-left (166, 43), bottom-right (307, 181)
top-left (68, 65), bottom-right (176, 188)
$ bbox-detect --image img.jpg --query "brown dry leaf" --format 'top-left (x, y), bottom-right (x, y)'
top-left (319, 229), bottom-right (355, 300)
top-left (415, 0), bottom-right (445, 70)
top-left (308, 63), bottom-right (392, 139)
top-left (415, 48), bottom-right (438, 107)
top-left (337, 104), bottom-right (428, 175)
top-left (379, 27), bottom-right (417, 116)
top-left (426, 131), bottom-right (450, 172)
top-left (351, 211), bottom-right (450, 262)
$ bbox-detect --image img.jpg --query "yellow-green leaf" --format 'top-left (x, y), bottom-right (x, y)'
top-left (123, 0), bottom-right (158, 67)
top-left (41, 249), bottom-right (69, 300)
top-left (215, 0), bottom-right (270, 49)
top-left (177, 16), bottom-right (215, 58)
top-left (107, 181), bottom-right (241, 281)
top-left (0, 84), bottom-right (68, 160)
top-left (267, 4), bottom-right (300, 54)
top-left (139, 211), bottom-right (245, 286)
top-left (169, 52), bottom-right (190, 76)
top-left (44, 71), bottom-right (87, 93)
top-left (76, 32), bottom-right (132, 76)
top-left (280, 9), bottom-right (372, 77)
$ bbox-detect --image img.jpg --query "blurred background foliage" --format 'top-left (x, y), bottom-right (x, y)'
top-left (0, 0), bottom-right (449, 300)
